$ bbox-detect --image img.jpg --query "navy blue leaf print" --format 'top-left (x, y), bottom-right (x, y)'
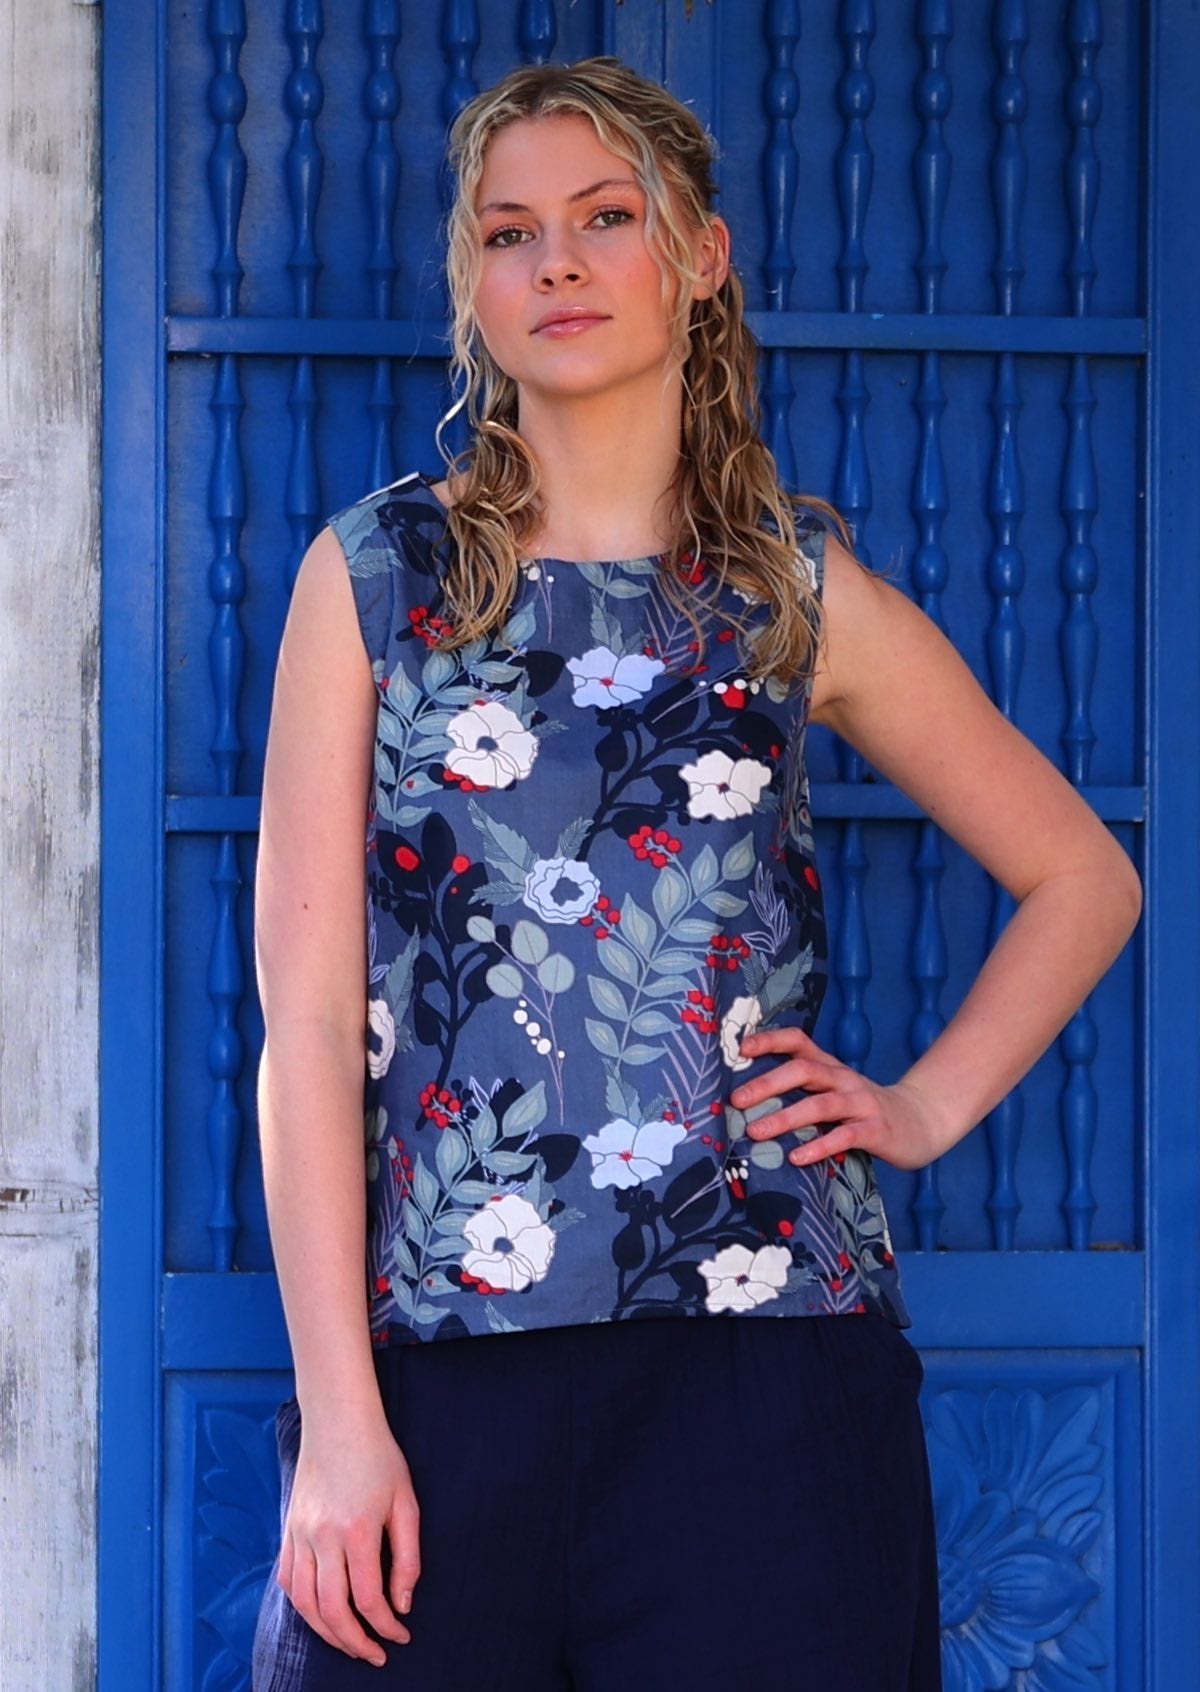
top-left (325, 470), bottom-right (912, 1347)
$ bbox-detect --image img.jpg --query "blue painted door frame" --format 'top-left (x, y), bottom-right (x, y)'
top-left (99, 3), bottom-right (1200, 1686)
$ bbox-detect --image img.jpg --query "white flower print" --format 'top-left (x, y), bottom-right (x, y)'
top-left (566, 645), bottom-right (664, 709)
top-left (720, 994), bottom-right (764, 1071)
top-left (524, 856), bottom-right (601, 924)
top-left (461, 1192), bottom-right (556, 1292)
top-left (678, 750), bottom-right (772, 820)
top-left (697, 1242), bottom-right (792, 1313)
top-left (366, 999), bottom-right (396, 1079)
top-left (582, 1116), bottom-right (689, 1190)
top-left (445, 701), bottom-right (538, 789)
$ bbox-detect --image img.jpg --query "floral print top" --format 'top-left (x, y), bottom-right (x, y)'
top-left (324, 469), bottom-right (910, 1348)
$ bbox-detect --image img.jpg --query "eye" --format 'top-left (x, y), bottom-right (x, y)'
top-left (591, 206), bottom-right (634, 228)
top-left (483, 225), bottom-right (530, 249)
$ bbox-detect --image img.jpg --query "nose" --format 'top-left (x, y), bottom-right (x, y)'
top-left (535, 224), bottom-right (587, 289)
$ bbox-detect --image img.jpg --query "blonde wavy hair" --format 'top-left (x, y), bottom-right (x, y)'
top-left (434, 54), bottom-right (849, 685)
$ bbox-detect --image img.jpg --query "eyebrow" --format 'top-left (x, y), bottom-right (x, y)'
top-left (476, 177), bottom-right (642, 217)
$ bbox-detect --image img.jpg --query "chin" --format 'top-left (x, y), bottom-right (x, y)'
top-left (519, 355), bottom-right (668, 399)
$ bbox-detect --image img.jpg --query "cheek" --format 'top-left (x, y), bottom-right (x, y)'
top-left (473, 272), bottom-right (524, 351)
top-left (623, 255), bottom-right (674, 330)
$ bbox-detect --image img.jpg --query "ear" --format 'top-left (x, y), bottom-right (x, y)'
top-left (693, 215), bottom-right (731, 301)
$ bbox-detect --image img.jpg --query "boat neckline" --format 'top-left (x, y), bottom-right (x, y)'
top-left (410, 469), bottom-right (668, 569)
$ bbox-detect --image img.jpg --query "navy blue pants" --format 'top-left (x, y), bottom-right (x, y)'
top-left (253, 1312), bottom-right (942, 1690)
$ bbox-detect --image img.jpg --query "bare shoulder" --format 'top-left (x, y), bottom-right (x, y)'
top-left (256, 521), bottom-right (377, 1019)
top-left (286, 523), bottom-right (362, 637)
top-left (271, 522), bottom-right (375, 706)
top-left (809, 530), bottom-right (902, 726)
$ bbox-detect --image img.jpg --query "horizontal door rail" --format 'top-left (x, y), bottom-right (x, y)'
top-left (164, 784), bottom-right (1147, 834)
top-left (161, 1250), bottom-right (1146, 1369)
top-left (166, 311), bottom-right (1147, 360)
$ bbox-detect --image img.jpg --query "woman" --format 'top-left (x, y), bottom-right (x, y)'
top-left (251, 55), bottom-right (1140, 1691)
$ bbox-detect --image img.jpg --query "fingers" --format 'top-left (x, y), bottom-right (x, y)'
top-left (280, 1528), bottom-right (407, 1665)
top-left (387, 1495), bottom-right (422, 1619)
top-left (277, 1533), bottom-right (294, 1594)
top-left (731, 1036), bottom-right (840, 1114)
top-left (741, 1090), bottom-right (857, 1145)
top-left (788, 1122), bottom-right (859, 1165)
top-left (346, 1526), bottom-right (412, 1649)
top-left (740, 1026), bottom-right (824, 1060)
top-left (315, 1541), bottom-right (389, 1666)
top-left (285, 1541), bottom-right (350, 1658)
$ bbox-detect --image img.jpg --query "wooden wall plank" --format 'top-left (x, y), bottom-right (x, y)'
top-left (0, 0), bottom-right (100, 1686)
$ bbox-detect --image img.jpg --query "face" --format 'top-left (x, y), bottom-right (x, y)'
top-left (470, 113), bottom-right (727, 407)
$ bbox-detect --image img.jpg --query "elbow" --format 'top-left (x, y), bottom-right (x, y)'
top-left (1102, 834), bottom-right (1143, 949)
top-left (1118, 851), bottom-right (1143, 940)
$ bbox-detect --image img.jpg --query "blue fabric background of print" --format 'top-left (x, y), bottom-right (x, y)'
top-left (325, 470), bottom-right (910, 1346)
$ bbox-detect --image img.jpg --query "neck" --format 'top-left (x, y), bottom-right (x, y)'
top-left (514, 371), bottom-right (684, 560)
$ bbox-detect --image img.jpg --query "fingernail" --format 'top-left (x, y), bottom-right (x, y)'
top-left (399, 1591), bottom-right (412, 1615)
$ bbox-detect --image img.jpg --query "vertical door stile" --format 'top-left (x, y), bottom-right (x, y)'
top-left (98, 3), bottom-right (167, 1683)
top-left (1145, 4), bottom-right (1200, 1679)
top-left (984, 0), bottom-right (1029, 1250)
top-left (1059, 0), bottom-right (1103, 1251)
top-left (759, 0), bottom-right (800, 488)
top-left (204, 0), bottom-right (250, 1273)
top-left (831, 0), bottom-right (876, 1086)
top-left (909, 0), bottom-right (952, 1253)
top-left (284, 0), bottom-right (326, 595)
top-left (366, 1), bottom-right (401, 492)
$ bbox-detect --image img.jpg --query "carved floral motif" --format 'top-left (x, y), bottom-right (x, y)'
top-left (927, 1385), bottom-right (1108, 1691)
top-left (189, 1379), bottom-right (1116, 1692)
top-left (195, 1406), bottom-right (281, 1692)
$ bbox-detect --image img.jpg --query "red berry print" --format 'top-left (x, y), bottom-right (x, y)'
top-left (407, 604), bottom-right (453, 648)
top-left (627, 823), bottom-right (683, 869)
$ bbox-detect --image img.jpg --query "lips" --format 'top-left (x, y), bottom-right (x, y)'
top-left (532, 310), bottom-right (610, 334)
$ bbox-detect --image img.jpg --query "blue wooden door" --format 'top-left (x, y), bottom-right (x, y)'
top-left (100, 2), bottom-right (1200, 1687)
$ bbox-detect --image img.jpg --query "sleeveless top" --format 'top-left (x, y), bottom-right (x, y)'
top-left (324, 470), bottom-right (911, 1349)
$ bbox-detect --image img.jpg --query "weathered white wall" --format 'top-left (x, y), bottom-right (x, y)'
top-left (0, 1), bottom-right (101, 1687)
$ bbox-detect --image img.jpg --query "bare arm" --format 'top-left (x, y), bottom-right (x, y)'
top-left (734, 535), bottom-right (1142, 1166)
top-left (256, 522), bottom-right (381, 1426)
top-left (255, 524), bottom-right (417, 1661)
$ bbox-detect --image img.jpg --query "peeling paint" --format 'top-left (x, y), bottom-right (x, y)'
top-left (78, 630), bottom-right (99, 822)
top-left (0, 1179), bottom-right (97, 1238)
top-left (72, 1624), bottom-right (97, 1692)
top-left (0, 0), bottom-right (102, 1683)
top-left (0, 1351), bottom-right (18, 1464)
